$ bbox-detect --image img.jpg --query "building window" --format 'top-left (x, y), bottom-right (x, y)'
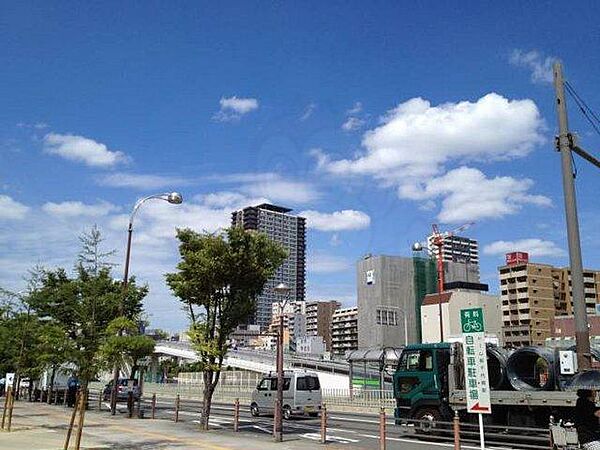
top-left (376, 309), bottom-right (397, 326)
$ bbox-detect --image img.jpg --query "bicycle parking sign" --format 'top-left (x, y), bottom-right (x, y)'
top-left (460, 307), bottom-right (491, 415)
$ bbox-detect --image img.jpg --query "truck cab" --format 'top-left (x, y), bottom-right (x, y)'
top-left (393, 343), bottom-right (451, 423)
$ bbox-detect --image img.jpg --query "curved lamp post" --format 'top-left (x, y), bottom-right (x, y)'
top-left (272, 282), bottom-right (291, 442)
top-left (110, 192), bottom-right (183, 415)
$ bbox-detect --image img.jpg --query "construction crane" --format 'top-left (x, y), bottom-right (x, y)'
top-left (430, 221), bottom-right (475, 342)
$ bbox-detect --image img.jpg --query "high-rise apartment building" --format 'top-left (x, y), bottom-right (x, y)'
top-left (305, 300), bottom-right (340, 351)
top-left (428, 234), bottom-right (480, 279)
top-left (499, 261), bottom-right (555, 346)
top-left (232, 204), bottom-right (306, 328)
top-left (499, 252), bottom-right (600, 347)
top-left (331, 306), bottom-right (358, 356)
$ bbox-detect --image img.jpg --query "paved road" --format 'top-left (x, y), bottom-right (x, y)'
top-left (2, 395), bottom-right (550, 449)
top-left (147, 397), bottom-right (549, 450)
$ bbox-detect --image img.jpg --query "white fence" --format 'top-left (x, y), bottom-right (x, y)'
top-left (138, 381), bottom-right (395, 408)
top-left (177, 371), bottom-right (262, 388)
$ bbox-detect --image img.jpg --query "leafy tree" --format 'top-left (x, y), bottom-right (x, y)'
top-left (77, 224), bottom-right (116, 275)
top-left (28, 266), bottom-right (148, 389)
top-left (166, 227), bottom-right (286, 430)
top-left (98, 317), bottom-right (155, 381)
top-left (36, 322), bottom-right (74, 402)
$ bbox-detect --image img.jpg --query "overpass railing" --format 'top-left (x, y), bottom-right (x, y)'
top-left (132, 382), bottom-right (395, 408)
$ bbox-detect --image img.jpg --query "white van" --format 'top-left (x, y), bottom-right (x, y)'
top-left (250, 370), bottom-right (322, 419)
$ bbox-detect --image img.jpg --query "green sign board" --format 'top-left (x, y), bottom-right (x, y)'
top-left (460, 306), bottom-right (491, 415)
top-left (460, 307), bottom-right (485, 334)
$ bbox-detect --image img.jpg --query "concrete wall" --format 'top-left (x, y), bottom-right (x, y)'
top-left (444, 260), bottom-right (480, 284)
top-left (421, 290), bottom-right (502, 343)
top-left (357, 255), bottom-right (417, 348)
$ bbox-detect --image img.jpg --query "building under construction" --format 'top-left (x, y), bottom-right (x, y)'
top-left (356, 253), bottom-right (448, 348)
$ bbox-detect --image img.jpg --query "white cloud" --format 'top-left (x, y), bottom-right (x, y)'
top-left (316, 93), bottom-right (548, 222)
top-left (509, 49), bottom-right (555, 84)
top-left (213, 96), bottom-right (259, 122)
top-left (308, 254), bottom-right (351, 274)
top-left (300, 103), bottom-right (317, 121)
top-left (406, 167), bottom-right (551, 223)
top-left (300, 209), bottom-right (371, 231)
top-left (43, 133), bottom-right (128, 167)
top-left (347, 102), bottom-right (363, 115)
top-left (483, 239), bottom-right (565, 258)
top-left (0, 195), bottom-right (29, 220)
top-left (242, 179), bottom-right (319, 204)
top-left (97, 172), bottom-right (192, 190)
top-left (17, 122), bottom-right (49, 130)
top-left (198, 191), bottom-right (270, 209)
top-left (201, 172), bottom-right (319, 205)
top-left (342, 102), bottom-right (366, 131)
top-left (42, 201), bottom-right (119, 218)
top-left (319, 93), bottom-right (544, 182)
top-left (330, 234), bottom-right (341, 246)
top-left (342, 117), bottom-right (366, 132)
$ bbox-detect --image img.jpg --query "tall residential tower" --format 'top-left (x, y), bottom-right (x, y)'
top-left (232, 203), bottom-right (306, 328)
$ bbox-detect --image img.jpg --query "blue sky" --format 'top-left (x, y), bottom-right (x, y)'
top-left (1, 1), bottom-right (600, 331)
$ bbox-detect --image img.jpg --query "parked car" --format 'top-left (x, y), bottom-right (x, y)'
top-left (102, 378), bottom-right (141, 402)
top-left (250, 370), bottom-right (322, 419)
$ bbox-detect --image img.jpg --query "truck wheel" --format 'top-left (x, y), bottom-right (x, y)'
top-left (250, 403), bottom-right (260, 417)
top-left (413, 407), bottom-right (441, 433)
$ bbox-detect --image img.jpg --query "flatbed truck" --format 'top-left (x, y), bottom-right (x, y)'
top-left (393, 342), bottom-right (579, 427)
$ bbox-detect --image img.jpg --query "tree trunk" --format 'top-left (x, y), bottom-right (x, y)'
top-left (47, 366), bottom-right (56, 404)
top-left (200, 371), bottom-right (215, 431)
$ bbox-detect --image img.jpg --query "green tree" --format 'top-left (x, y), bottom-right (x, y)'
top-left (98, 317), bottom-right (155, 381)
top-left (77, 224), bottom-right (116, 275)
top-left (28, 266), bottom-right (148, 389)
top-left (166, 227), bottom-right (286, 430)
top-left (36, 322), bottom-right (74, 402)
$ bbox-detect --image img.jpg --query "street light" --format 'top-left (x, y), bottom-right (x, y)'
top-left (110, 192), bottom-right (183, 415)
top-left (272, 282), bottom-right (291, 442)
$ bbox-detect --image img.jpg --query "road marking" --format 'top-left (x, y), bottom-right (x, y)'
top-left (330, 415), bottom-right (379, 424)
top-left (326, 427), bottom-right (359, 434)
top-left (238, 424), bottom-right (272, 434)
top-left (300, 432), bottom-right (360, 444)
top-left (358, 434), bottom-right (509, 449)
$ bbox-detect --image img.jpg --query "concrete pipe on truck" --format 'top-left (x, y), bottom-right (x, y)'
top-left (506, 347), bottom-right (556, 391)
top-left (486, 345), bottom-right (509, 390)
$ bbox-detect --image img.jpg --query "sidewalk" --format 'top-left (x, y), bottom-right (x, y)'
top-left (0, 401), bottom-right (346, 450)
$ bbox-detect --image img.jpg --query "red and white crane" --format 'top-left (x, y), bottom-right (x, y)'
top-left (430, 221), bottom-right (474, 341)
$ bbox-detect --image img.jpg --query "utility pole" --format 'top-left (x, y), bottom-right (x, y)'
top-left (553, 61), bottom-right (591, 371)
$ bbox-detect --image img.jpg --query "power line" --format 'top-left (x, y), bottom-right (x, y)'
top-left (565, 81), bottom-right (600, 125)
top-left (564, 81), bottom-right (600, 139)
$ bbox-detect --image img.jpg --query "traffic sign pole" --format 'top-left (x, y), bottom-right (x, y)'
top-left (478, 413), bottom-right (485, 450)
top-left (460, 307), bottom-right (490, 450)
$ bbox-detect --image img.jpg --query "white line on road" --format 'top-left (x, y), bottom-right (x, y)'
top-left (358, 434), bottom-right (509, 449)
top-left (300, 432), bottom-right (359, 444)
